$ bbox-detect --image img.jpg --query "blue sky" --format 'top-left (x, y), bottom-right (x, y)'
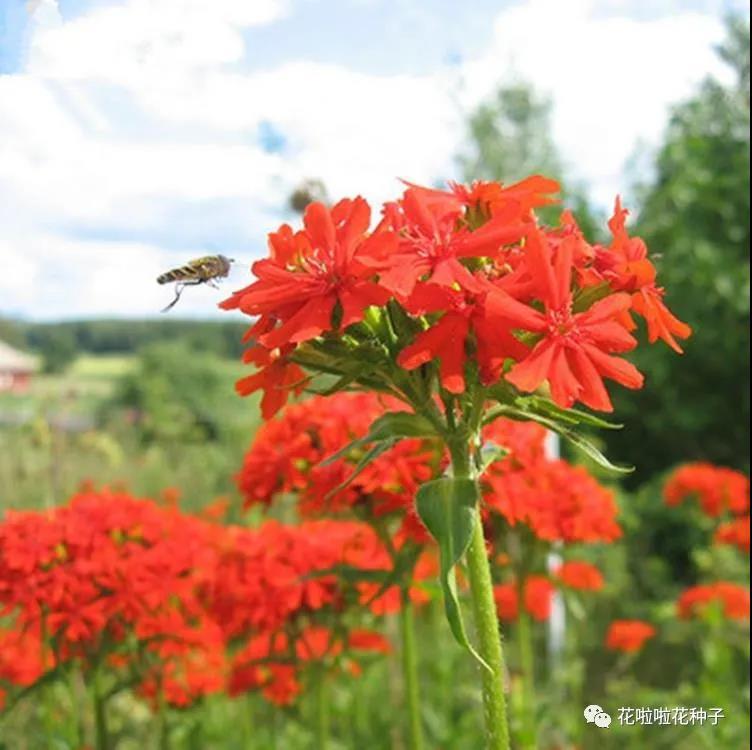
top-left (0, 0), bottom-right (747, 320)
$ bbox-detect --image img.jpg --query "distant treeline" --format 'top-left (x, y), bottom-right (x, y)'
top-left (0, 318), bottom-right (249, 369)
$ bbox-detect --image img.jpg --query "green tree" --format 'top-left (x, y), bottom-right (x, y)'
top-left (35, 327), bottom-right (77, 373)
top-left (457, 81), bottom-right (600, 238)
top-left (111, 342), bottom-right (232, 444)
top-left (605, 16), bottom-right (750, 480)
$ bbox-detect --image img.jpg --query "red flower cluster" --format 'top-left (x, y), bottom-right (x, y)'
top-left (677, 582), bottom-right (750, 621)
top-left (227, 627), bottom-right (390, 705)
top-left (0, 491), bottom-right (399, 709)
top-left (0, 629), bottom-right (48, 709)
top-left (553, 561), bottom-right (605, 591)
top-left (664, 463), bottom-right (749, 517)
top-left (482, 418), bottom-right (622, 543)
top-left (493, 576), bottom-right (556, 622)
top-left (714, 516), bottom-right (750, 554)
top-left (212, 519), bottom-right (398, 705)
top-left (605, 620), bottom-right (656, 653)
top-left (222, 178), bottom-right (688, 417)
top-left (236, 393), bottom-right (435, 540)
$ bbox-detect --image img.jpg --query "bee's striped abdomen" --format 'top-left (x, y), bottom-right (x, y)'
top-left (157, 265), bottom-right (197, 284)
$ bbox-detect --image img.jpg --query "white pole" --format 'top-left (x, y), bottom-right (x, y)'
top-left (545, 432), bottom-right (566, 665)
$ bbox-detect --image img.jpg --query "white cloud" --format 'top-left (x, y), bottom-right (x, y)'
top-left (28, 0), bottom-right (287, 81)
top-left (0, 0), bottom-right (735, 319)
top-left (0, 229), bottom-right (244, 318)
top-left (459, 0), bottom-right (728, 198)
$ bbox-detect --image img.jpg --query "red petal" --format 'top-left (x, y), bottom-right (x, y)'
top-left (569, 346), bottom-right (613, 411)
top-left (484, 287), bottom-right (547, 332)
top-left (523, 228), bottom-right (560, 308)
top-left (506, 339), bottom-right (557, 393)
top-left (548, 346), bottom-right (581, 408)
top-left (261, 294), bottom-right (337, 348)
top-left (430, 257), bottom-right (483, 293)
top-left (304, 202), bottom-right (336, 253)
top-left (581, 344), bottom-right (644, 390)
top-left (339, 282), bottom-right (390, 329)
top-left (577, 293), bottom-right (632, 324)
top-left (337, 197), bottom-right (371, 263)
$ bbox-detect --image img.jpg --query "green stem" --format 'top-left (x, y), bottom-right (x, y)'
top-left (399, 589), bottom-right (425, 750)
top-left (314, 668), bottom-right (330, 750)
top-left (243, 693), bottom-right (255, 749)
top-left (450, 435), bottom-right (510, 750)
top-left (466, 511), bottom-right (511, 750)
top-left (92, 665), bottom-right (109, 750)
top-left (157, 685), bottom-right (171, 750)
top-left (68, 664), bottom-right (85, 747)
top-left (517, 610), bottom-right (537, 749)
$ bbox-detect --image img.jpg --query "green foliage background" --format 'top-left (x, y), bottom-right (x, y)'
top-left (608, 17), bottom-right (750, 480)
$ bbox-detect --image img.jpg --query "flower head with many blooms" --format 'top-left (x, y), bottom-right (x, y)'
top-left (714, 516), bottom-right (750, 554)
top-left (605, 620), bottom-right (657, 653)
top-left (236, 392), bottom-right (436, 541)
top-left (482, 419), bottom-right (622, 544)
top-left (553, 560), bottom-right (605, 591)
top-left (223, 176), bottom-right (688, 418)
top-left (493, 576), bottom-right (556, 622)
top-left (0, 491), bottom-right (400, 711)
top-left (664, 463), bottom-right (749, 517)
top-left (677, 582), bottom-right (750, 621)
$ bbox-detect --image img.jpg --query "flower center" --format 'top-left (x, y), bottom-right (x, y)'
top-left (546, 307), bottom-right (577, 339)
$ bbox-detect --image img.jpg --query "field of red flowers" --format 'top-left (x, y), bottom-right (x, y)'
top-left (1, 177), bottom-right (749, 749)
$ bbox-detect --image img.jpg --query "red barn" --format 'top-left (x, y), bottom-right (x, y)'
top-left (0, 340), bottom-right (37, 393)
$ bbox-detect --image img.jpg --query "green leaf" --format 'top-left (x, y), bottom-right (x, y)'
top-left (477, 441), bottom-right (508, 474)
top-left (572, 281), bottom-right (612, 313)
top-left (415, 477), bottom-right (490, 671)
top-left (325, 439), bottom-right (397, 498)
top-left (321, 411), bottom-right (437, 467)
top-left (306, 372), bottom-right (363, 396)
top-left (485, 405), bottom-right (633, 475)
top-left (522, 396), bottom-right (623, 430)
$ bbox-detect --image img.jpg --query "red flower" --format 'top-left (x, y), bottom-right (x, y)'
top-left (714, 516), bottom-right (750, 554)
top-left (235, 346), bottom-right (305, 420)
top-left (396, 282), bottom-right (533, 393)
top-left (493, 583), bottom-right (519, 621)
top-left (664, 463), bottom-right (749, 517)
top-left (451, 175), bottom-right (561, 220)
top-left (376, 185), bottom-right (528, 297)
top-left (0, 628), bottom-right (47, 705)
top-left (605, 620), bottom-right (656, 652)
top-left (347, 629), bottom-right (392, 655)
top-left (482, 418), bottom-right (548, 470)
top-left (554, 561), bottom-right (604, 591)
top-left (483, 420), bottom-right (622, 544)
top-left (506, 227), bottom-right (644, 412)
top-left (596, 198), bottom-right (691, 353)
top-left (0, 491), bottom-right (399, 710)
top-left (236, 393), bottom-right (434, 542)
top-left (524, 576), bottom-right (555, 621)
top-left (493, 576), bottom-right (554, 622)
top-left (221, 198), bottom-right (393, 349)
top-left (677, 582), bottom-right (750, 621)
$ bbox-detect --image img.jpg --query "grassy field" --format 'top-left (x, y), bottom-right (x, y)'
top-left (0, 352), bottom-right (255, 514)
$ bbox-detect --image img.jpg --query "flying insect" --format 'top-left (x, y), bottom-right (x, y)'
top-left (157, 254), bottom-right (234, 312)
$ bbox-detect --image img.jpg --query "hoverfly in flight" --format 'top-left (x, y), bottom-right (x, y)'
top-left (157, 254), bottom-right (234, 312)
